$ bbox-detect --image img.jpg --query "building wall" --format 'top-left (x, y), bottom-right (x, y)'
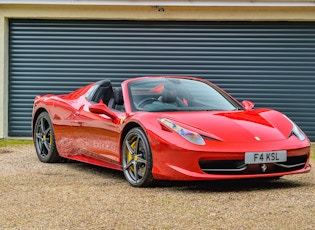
top-left (0, 16), bottom-right (8, 139)
top-left (1, 4), bottom-right (315, 138)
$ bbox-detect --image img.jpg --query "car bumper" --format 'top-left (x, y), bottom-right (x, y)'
top-left (149, 137), bottom-right (311, 181)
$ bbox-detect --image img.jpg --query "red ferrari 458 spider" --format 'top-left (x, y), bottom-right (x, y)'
top-left (32, 76), bottom-right (311, 187)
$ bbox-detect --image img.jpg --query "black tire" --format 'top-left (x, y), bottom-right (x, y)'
top-left (33, 112), bottom-right (62, 163)
top-left (122, 127), bottom-right (155, 187)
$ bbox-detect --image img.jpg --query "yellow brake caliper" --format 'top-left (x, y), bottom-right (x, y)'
top-left (127, 141), bottom-right (137, 172)
top-left (49, 132), bottom-right (53, 146)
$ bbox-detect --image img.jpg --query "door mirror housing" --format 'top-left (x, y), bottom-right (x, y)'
top-left (242, 100), bottom-right (255, 110)
top-left (89, 102), bottom-right (119, 123)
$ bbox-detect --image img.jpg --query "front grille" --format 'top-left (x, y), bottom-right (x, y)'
top-left (199, 155), bottom-right (307, 175)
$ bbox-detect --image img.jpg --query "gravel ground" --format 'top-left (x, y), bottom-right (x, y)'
top-left (0, 144), bottom-right (314, 230)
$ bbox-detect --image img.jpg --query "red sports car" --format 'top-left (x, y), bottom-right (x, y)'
top-left (32, 76), bottom-right (311, 187)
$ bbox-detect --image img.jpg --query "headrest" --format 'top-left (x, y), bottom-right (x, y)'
top-left (113, 87), bottom-right (124, 105)
top-left (161, 84), bottom-right (177, 103)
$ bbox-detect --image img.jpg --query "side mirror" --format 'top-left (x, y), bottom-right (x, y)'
top-left (242, 100), bottom-right (255, 110)
top-left (89, 103), bottom-right (119, 123)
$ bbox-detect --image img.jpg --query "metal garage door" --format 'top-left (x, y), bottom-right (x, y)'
top-left (9, 20), bottom-right (315, 140)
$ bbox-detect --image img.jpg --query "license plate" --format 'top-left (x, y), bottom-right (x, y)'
top-left (245, 150), bottom-right (287, 164)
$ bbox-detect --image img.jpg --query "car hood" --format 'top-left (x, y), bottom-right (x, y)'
top-left (160, 109), bottom-right (293, 142)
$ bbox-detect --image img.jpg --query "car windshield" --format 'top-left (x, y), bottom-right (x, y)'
top-left (128, 77), bottom-right (243, 112)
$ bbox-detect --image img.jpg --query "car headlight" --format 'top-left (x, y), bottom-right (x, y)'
top-left (291, 122), bottom-right (306, 141)
top-left (284, 115), bottom-right (306, 141)
top-left (158, 118), bottom-right (205, 145)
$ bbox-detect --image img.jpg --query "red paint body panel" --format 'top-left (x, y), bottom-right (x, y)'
top-left (32, 76), bottom-right (311, 181)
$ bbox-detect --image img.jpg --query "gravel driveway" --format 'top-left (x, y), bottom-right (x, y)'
top-left (0, 144), bottom-right (314, 230)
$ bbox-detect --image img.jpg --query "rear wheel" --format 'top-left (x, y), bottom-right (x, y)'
top-left (34, 112), bottom-right (61, 163)
top-left (122, 127), bottom-right (154, 187)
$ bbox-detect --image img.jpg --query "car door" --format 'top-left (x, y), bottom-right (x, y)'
top-left (71, 102), bottom-right (122, 165)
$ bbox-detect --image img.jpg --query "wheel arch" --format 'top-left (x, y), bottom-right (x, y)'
top-left (119, 122), bottom-right (146, 162)
top-left (32, 108), bottom-right (49, 135)
top-left (120, 121), bottom-right (141, 146)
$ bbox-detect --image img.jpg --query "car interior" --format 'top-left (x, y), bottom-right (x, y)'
top-left (86, 79), bottom-right (125, 111)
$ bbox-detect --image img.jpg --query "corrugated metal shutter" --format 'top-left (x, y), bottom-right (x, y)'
top-left (9, 20), bottom-right (315, 140)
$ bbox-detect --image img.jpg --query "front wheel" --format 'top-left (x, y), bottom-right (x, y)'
top-left (33, 112), bottom-right (62, 163)
top-left (122, 127), bottom-right (155, 187)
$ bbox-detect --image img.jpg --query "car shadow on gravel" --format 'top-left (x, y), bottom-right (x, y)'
top-left (65, 160), bottom-right (126, 181)
top-left (62, 161), bottom-right (312, 192)
top-left (155, 178), bottom-right (312, 192)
